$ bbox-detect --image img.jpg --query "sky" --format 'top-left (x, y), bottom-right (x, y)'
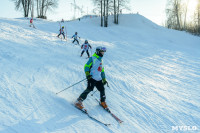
top-left (0, 0), bottom-right (169, 25)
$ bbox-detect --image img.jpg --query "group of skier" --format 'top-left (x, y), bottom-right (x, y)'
top-left (57, 25), bottom-right (92, 58)
top-left (71, 33), bottom-right (108, 110)
top-left (70, 31), bottom-right (108, 110)
top-left (66, 30), bottom-right (108, 110)
top-left (29, 18), bottom-right (109, 111)
top-left (56, 21), bottom-right (109, 111)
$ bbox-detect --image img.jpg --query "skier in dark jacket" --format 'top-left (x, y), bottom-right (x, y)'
top-left (81, 40), bottom-right (92, 58)
top-left (75, 46), bottom-right (108, 110)
top-left (57, 26), bottom-right (65, 39)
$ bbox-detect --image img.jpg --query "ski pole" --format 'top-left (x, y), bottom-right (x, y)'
top-left (91, 90), bottom-right (97, 96)
top-left (56, 78), bottom-right (87, 95)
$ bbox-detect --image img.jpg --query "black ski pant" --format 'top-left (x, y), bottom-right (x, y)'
top-left (58, 33), bottom-right (65, 39)
top-left (81, 50), bottom-right (90, 57)
top-left (79, 78), bottom-right (106, 102)
top-left (72, 38), bottom-right (79, 44)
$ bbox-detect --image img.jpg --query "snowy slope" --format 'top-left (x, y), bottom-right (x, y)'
top-left (0, 14), bottom-right (200, 133)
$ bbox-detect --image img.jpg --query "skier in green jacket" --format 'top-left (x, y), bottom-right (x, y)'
top-left (75, 46), bottom-right (108, 110)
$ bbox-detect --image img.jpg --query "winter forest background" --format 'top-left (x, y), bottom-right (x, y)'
top-left (10, 0), bottom-right (200, 35)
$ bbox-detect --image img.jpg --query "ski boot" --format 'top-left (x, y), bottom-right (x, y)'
top-left (101, 101), bottom-right (108, 109)
top-left (75, 98), bottom-right (85, 111)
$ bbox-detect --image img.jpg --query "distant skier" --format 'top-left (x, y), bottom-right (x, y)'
top-left (75, 46), bottom-right (108, 110)
top-left (80, 40), bottom-right (92, 58)
top-left (29, 18), bottom-right (35, 28)
top-left (72, 32), bottom-right (80, 45)
top-left (57, 26), bottom-right (65, 39)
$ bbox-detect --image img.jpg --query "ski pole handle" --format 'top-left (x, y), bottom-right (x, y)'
top-left (106, 82), bottom-right (110, 88)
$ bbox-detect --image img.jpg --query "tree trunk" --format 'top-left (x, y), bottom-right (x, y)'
top-left (116, 0), bottom-right (119, 24)
top-left (198, 0), bottom-right (200, 33)
top-left (183, 0), bottom-right (189, 30)
top-left (105, 0), bottom-right (108, 27)
top-left (114, 0), bottom-right (116, 23)
top-left (37, 0), bottom-right (39, 17)
top-left (27, 0), bottom-right (31, 17)
top-left (31, 0), bottom-right (34, 18)
top-left (101, 0), bottom-right (103, 27)
top-left (25, 0), bottom-right (27, 17)
top-left (175, 0), bottom-right (181, 30)
top-left (41, 0), bottom-right (45, 17)
top-left (21, 0), bottom-right (25, 17)
top-left (104, 0), bottom-right (106, 27)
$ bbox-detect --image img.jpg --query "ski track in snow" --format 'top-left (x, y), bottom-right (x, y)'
top-left (0, 15), bottom-right (200, 133)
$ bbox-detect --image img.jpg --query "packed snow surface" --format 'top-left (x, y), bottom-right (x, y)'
top-left (0, 14), bottom-right (200, 133)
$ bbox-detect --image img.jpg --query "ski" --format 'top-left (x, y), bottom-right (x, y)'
top-left (75, 106), bottom-right (111, 127)
top-left (95, 98), bottom-right (123, 124)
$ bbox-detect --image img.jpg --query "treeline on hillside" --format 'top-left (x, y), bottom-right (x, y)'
top-left (91, 0), bottom-right (130, 27)
top-left (11, 0), bottom-right (58, 19)
top-left (165, 0), bottom-right (200, 35)
top-left (11, 0), bottom-right (130, 26)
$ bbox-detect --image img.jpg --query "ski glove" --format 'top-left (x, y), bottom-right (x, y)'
top-left (102, 78), bottom-right (108, 86)
top-left (85, 71), bottom-right (92, 80)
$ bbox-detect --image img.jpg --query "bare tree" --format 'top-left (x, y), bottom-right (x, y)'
top-left (101, 0), bottom-right (103, 26)
top-left (181, 0), bottom-right (189, 30)
top-left (166, 0), bottom-right (183, 30)
top-left (92, 0), bottom-right (130, 26)
top-left (197, 0), bottom-right (200, 33)
top-left (116, 0), bottom-right (119, 24)
top-left (12, 0), bottom-right (32, 17)
top-left (91, 0), bottom-right (103, 26)
top-left (36, 0), bottom-right (58, 19)
top-left (114, 0), bottom-right (116, 23)
top-left (104, 0), bottom-right (109, 27)
top-left (11, 0), bottom-right (58, 19)
top-left (191, 0), bottom-right (200, 34)
top-left (165, 0), bottom-right (200, 35)
top-left (30, 0), bottom-right (34, 18)
top-left (116, 0), bottom-right (130, 24)
top-left (92, 0), bottom-right (110, 27)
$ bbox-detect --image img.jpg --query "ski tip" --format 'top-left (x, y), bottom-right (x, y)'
top-left (105, 124), bottom-right (111, 126)
top-left (82, 109), bottom-right (88, 113)
top-left (119, 121), bottom-right (124, 124)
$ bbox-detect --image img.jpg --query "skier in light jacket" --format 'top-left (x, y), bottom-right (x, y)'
top-left (75, 46), bottom-right (108, 110)
top-left (72, 32), bottom-right (80, 45)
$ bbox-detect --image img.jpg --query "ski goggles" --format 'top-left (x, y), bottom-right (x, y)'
top-left (100, 47), bottom-right (107, 52)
